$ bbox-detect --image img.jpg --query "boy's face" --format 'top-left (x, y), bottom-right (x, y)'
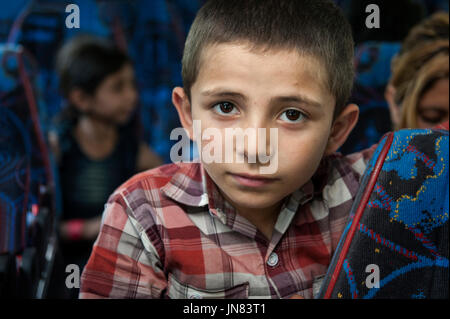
top-left (174, 43), bottom-right (357, 214)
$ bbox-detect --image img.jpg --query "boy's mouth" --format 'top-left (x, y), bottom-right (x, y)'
top-left (228, 172), bottom-right (278, 188)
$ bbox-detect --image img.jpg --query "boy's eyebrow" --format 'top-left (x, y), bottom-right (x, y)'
top-left (271, 95), bottom-right (322, 108)
top-left (201, 88), bottom-right (322, 108)
top-left (201, 88), bottom-right (247, 100)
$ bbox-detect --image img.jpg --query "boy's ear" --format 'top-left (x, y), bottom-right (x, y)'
top-left (68, 88), bottom-right (91, 112)
top-left (325, 103), bottom-right (359, 155)
top-left (172, 87), bottom-right (194, 140)
top-left (385, 84), bottom-right (400, 129)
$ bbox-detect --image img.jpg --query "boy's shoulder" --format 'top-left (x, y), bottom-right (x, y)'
top-left (102, 161), bottom-right (207, 253)
top-left (107, 161), bottom-right (202, 209)
top-left (117, 161), bottom-right (200, 192)
top-left (124, 162), bottom-right (196, 186)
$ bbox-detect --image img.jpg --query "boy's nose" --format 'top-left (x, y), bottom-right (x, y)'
top-left (236, 121), bottom-right (276, 164)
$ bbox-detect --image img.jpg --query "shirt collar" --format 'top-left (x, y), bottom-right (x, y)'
top-left (161, 160), bottom-right (330, 220)
top-left (160, 162), bottom-right (208, 207)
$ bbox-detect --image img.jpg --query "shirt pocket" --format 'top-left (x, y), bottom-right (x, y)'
top-left (167, 274), bottom-right (249, 299)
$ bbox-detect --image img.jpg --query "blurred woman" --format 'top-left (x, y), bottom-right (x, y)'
top-left (386, 12), bottom-right (449, 130)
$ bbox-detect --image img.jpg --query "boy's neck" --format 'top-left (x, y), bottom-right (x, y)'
top-left (238, 203), bottom-right (283, 241)
top-left (221, 189), bottom-right (283, 241)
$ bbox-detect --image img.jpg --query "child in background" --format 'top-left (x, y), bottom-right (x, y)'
top-left (49, 36), bottom-right (162, 297)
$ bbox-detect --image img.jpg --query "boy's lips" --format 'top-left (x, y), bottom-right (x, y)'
top-left (228, 172), bottom-right (278, 187)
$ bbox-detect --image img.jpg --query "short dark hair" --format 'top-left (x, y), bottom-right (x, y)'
top-left (56, 35), bottom-right (131, 98)
top-left (182, 0), bottom-right (355, 116)
top-left (54, 35), bottom-right (140, 135)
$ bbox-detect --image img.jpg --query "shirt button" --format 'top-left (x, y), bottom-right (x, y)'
top-left (267, 252), bottom-right (279, 267)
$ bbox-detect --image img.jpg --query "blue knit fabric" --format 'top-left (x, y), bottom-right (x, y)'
top-left (318, 128), bottom-right (449, 299)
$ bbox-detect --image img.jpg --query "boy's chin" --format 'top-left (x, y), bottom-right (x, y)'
top-left (222, 188), bottom-right (286, 211)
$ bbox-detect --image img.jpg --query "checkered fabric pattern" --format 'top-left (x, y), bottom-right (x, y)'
top-left (79, 147), bottom-right (376, 299)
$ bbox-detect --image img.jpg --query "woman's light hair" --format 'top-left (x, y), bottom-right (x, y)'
top-left (389, 12), bottom-right (449, 130)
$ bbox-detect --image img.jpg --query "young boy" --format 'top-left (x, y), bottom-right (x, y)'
top-left (79, 0), bottom-right (375, 299)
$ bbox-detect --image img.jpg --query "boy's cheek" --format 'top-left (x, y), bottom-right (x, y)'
top-left (278, 130), bottom-right (329, 159)
top-left (277, 152), bottom-right (320, 182)
top-left (275, 138), bottom-right (328, 180)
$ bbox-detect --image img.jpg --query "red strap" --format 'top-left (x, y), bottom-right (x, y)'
top-left (323, 132), bottom-right (394, 299)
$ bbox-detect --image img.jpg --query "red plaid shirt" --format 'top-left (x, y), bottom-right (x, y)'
top-left (80, 147), bottom-right (376, 299)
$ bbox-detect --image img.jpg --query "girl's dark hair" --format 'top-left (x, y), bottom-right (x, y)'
top-left (54, 35), bottom-right (142, 142)
top-left (56, 35), bottom-right (131, 98)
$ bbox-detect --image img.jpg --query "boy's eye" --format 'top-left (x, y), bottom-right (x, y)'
top-left (212, 102), bottom-right (239, 115)
top-left (279, 109), bottom-right (305, 123)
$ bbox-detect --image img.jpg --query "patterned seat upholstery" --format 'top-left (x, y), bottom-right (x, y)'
top-left (0, 44), bottom-right (56, 297)
top-left (318, 127), bottom-right (449, 299)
